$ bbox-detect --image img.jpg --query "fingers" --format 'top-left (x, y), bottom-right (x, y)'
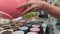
top-left (33, 8), bottom-right (39, 11)
top-left (17, 1), bottom-right (31, 9)
top-left (20, 6), bottom-right (35, 16)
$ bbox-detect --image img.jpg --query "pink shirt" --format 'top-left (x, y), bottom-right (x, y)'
top-left (0, 0), bottom-right (27, 19)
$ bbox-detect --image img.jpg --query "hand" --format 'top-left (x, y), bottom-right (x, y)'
top-left (17, 0), bottom-right (46, 16)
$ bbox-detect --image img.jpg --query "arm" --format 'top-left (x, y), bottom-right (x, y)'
top-left (43, 2), bottom-right (60, 18)
top-left (17, 0), bottom-right (60, 19)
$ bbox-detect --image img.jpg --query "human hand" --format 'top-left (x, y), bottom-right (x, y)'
top-left (17, 0), bottom-right (46, 16)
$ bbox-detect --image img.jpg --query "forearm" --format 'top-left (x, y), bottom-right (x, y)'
top-left (43, 2), bottom-right (60, 19)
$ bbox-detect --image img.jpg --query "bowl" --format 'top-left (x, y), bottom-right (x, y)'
top-left (27, 32), bottom-right (38, 34)
top-left (30, 28), bottom-right (40, 33)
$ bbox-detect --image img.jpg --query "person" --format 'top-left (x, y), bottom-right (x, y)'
top-left (38, 0), bottom-right (48, 18)
top-left (17, 0), bottom-right (60, 19)
top-left (0, 0), bottom-right (27, 19)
